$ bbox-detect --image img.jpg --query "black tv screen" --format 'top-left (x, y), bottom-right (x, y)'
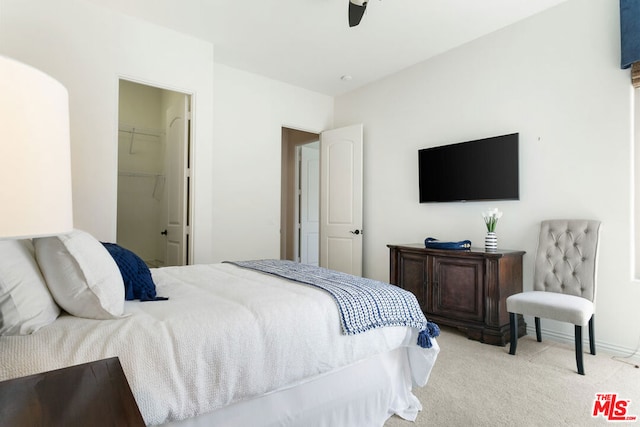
top-left (418, 133), bottom-right (519, 203)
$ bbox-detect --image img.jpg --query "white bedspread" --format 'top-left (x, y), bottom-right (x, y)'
top-left (0, 263), bottom-right (439, 425)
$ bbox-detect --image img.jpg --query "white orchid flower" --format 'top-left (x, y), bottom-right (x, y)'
top-left (482, 208), bottom-right (503, 232)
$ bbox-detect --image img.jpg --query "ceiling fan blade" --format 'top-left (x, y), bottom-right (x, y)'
top-left (348, 1), bottom-right (368, 27)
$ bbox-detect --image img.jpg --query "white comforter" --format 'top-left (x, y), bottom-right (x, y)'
top-left (0, 263), bottom-right (438, 425)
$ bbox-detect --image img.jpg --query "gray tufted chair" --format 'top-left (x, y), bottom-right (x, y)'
top-left (506, 219), bottom-right (601, 375)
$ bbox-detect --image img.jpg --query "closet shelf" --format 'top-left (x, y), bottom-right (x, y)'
top-left (118, 171), bottom-right (165, 200)
top-left (119, 123), bottom-right (164, 154)
top-left (118, 124), bottom-right (164, 138)
top-left (118, 171), bottom-right (164, 178)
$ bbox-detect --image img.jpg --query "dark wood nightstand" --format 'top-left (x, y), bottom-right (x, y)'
top-left (0, 357), bottom-right (145, 427)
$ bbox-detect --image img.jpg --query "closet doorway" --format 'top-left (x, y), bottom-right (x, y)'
top-left (117, 79), bottom-right (192, 267)
top-left (281, 128), bottom-right (320, 265)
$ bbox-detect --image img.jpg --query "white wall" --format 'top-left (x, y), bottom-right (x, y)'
top-left (0, 0), bottom-right (215, 263)
top-left (335, 0), bottom-right (639, 355)
top-left (212, 63), bottom-right (333, 262)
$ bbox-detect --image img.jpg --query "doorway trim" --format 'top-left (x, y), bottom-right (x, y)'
top-left (116, 76), bottom-right (195, 266)
top-left (280, 127), bottom-right (320, 261)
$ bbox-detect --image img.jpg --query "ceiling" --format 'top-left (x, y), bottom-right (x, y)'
top-left (86, 0), bottom-right (569, 96)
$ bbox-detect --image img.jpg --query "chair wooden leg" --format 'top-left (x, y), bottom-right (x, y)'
top-left (589, 315), bottom-right (596, 355)
top-left (509, 312), bottom-right (517, 355)
top-left (535, 317), bottom-right (542, 342)
top-left (575, 325), bottom-right (585, 375)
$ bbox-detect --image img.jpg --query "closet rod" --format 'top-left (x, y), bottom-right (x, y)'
top-left (118, 124), bottom-right (165, 138)
top-left (118, 171), bottom-right (164, 178)
top-left (118, 128), bottom-right (163, 138)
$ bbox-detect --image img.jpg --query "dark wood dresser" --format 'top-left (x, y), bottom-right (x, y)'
top-left (0, 357), bottom-right (145, 427)
top-left (388, 243), bottom-right (527, 346)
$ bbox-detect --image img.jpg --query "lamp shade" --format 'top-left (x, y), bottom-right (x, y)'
top-left (0, 56), bottom-right (73, 238)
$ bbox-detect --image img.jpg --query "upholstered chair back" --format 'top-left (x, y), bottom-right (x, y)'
top-left (533, 219), bottom-right (601, 302)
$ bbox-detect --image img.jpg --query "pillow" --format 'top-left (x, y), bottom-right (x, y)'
top-left (34, 229), bottom-right (125, 319)
top-left (0, 239), bottom-right (60, 335)
top-left (101, 242), bottom-right (166, 301)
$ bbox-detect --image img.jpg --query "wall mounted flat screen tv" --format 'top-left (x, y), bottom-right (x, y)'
top-left (419, 133), bottom-right (519, 203)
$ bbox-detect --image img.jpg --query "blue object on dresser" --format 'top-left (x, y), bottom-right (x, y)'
top-left (424, 237), bottom-right (471, 250)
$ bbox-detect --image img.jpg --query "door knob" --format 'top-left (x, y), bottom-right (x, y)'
top-left (160, 229), bottom-right (168, 236)
top-left (350, 229), bottom-right (362, 235)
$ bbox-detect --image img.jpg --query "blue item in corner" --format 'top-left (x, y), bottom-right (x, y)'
top-left (424, 237), bottom-right (471, 250)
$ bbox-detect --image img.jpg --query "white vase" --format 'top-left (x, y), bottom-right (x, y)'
top-left (485, 231), bottom-right (497, 252)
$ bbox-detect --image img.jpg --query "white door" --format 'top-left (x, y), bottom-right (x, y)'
top-left (319, 124), bottom-right (363, 276)
top-left (299, 142), bottom-right (320, 265)
top-left (163, 97), bottom-right (189, 266)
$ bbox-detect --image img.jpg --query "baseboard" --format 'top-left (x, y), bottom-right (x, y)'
top-left (526, 325), bottom-right (640, 366)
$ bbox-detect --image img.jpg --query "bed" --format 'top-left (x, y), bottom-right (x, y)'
top-left (0, 230), bottom-right (439, 426)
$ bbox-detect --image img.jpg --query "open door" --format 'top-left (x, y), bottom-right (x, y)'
top-left (163, 97), bottom-right (190, 266)
top-left (319, 124), bottom-right (363, 276)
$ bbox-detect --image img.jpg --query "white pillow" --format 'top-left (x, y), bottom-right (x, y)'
top-left (34, 229), bottom-right (125, 319)
top-left (0, 239), bottom-right (60, 335)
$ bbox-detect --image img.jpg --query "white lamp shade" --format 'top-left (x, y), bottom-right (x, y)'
top-left (0, 56), bottom-right (73, 238)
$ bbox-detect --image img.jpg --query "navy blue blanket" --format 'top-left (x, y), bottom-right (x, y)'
top-left (102, 243), bottom-right (167, 302)
top-left (226, 260), bottom-right (439, 349)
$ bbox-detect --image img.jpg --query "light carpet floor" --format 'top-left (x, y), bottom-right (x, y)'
top-left (386, 326), bottom-right (640, 426)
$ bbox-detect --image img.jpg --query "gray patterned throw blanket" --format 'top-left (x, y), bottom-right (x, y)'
top-left (226, 260), bottom-right (439, 349)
